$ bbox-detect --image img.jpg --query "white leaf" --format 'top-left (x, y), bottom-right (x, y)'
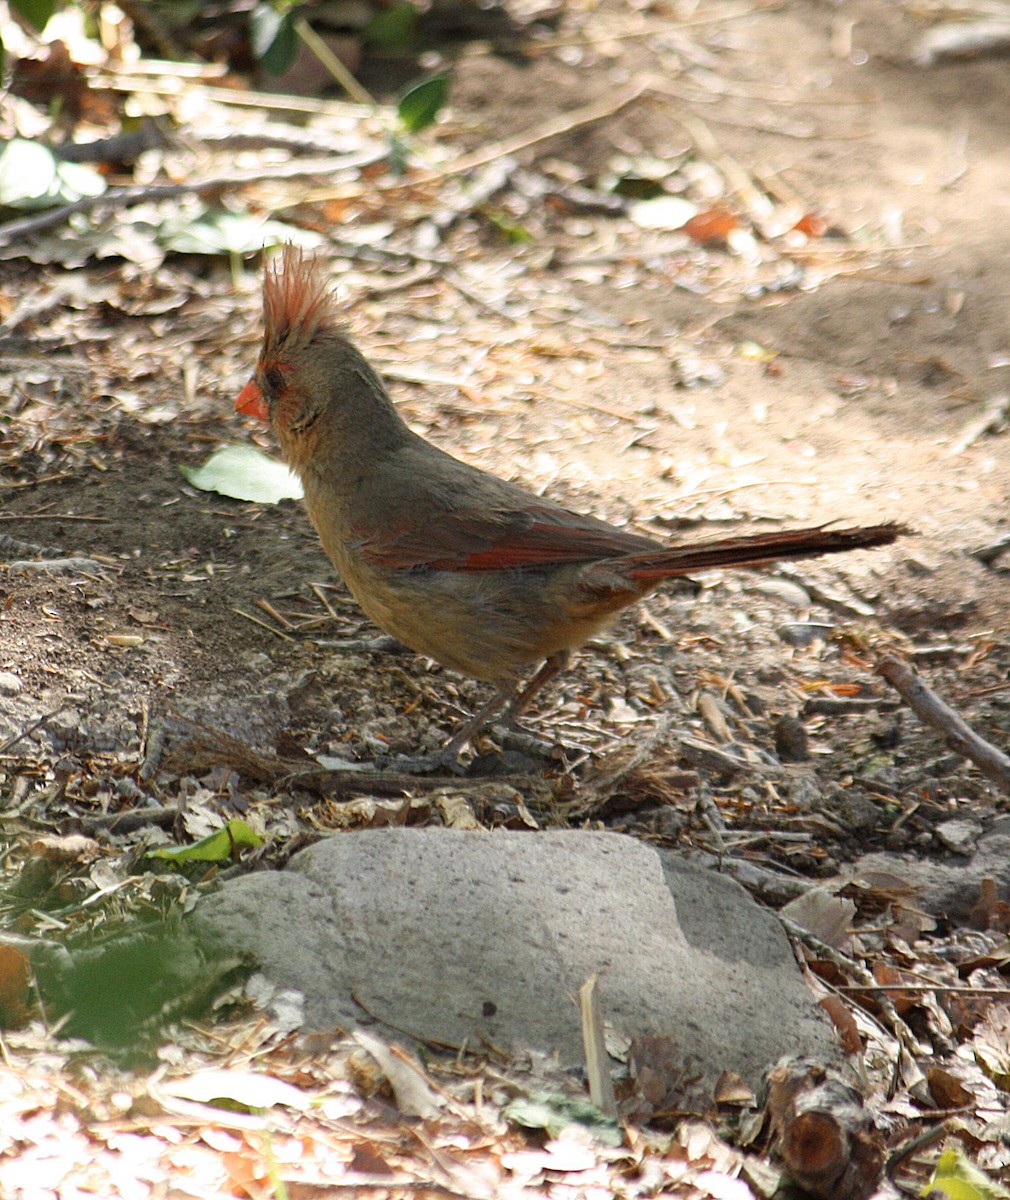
top-left (628, 196), bottom-right (697, 230)
top-left (180, 444), bottom-right (303, 504)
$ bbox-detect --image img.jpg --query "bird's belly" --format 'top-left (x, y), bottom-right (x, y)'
top-left (332, 553), bottom-right (617, 681)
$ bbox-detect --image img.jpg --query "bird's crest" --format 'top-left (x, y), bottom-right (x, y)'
top-left (262, 244), bottom-right (337, 358)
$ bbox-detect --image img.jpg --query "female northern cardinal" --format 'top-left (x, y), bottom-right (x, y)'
top-left (237, 246), bottom-right (905, 765)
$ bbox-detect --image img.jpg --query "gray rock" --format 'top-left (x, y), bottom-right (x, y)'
top-left (853, 833), bottom-right (1010, 922)
top-left (751, 578), bottom-right (812, 610)
top-left (0, 672), bottom-right (22, 696)
top-left (194, 830), bottom-right (836, 1093)
top-left (8, 557), bottom-right (102, 576)
top-left (934, 819), bottom-right (982, 856)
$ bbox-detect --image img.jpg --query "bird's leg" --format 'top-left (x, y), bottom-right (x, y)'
top-left (504, 651), bottom-right (571, 723)
top-left (440, 677), bottom-right (521, 758)
top-left (378, 654), bottom-right (570, 774)
top-left (377, 677), bottom-right (520, 774)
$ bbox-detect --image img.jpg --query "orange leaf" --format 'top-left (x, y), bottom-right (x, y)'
top-left (683, 208), bottom-right (739, 244)
top-left (792, 213), bottom-right (827, 238)
top-left (0, 944), bottom-right (30, 1029)
top-left (820, 995), bottom-right (861, 1055)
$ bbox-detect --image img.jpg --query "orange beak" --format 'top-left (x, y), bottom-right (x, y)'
top-left (236, 379), bottom-right (269, 422)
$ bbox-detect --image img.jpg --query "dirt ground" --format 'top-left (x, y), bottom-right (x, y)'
top-left (3, 2), bottom-right (1009, 856)
top-left (4, 0), bottom-right (1010, 1193)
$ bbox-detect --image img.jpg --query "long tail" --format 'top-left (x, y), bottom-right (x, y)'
top-left (621, 522), bottom-right (909, 583)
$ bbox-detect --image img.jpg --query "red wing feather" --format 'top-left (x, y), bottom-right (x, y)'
top-left (355, 506), bottom-right (659, 571)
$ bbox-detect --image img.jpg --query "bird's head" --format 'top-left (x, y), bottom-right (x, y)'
top-left (236, 244), bottom-right (405, 472)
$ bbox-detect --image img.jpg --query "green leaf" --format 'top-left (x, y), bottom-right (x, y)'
top-left (250, 2), bottom-right (299, 75)
top-left (0, 140), bottom-right (105, 211)
top-left (503, 1093), bottom-right (623, 1147)
top-left (180, 445), bottom-right (304, 504)
top-left (928, 1148), bottom-right (1010, 1200)
top-left (364, 2), bottom-right (418, 51)
top-left (481, 207), bottom-right (533, 244)
top-left (397, 74), bottom-right (449, 134)
top-left (149, 818), bottom-right (264, 865)
top-left (11, 0), bottom-right (57, 33)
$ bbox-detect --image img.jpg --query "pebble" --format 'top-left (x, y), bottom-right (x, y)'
top-left (777, 621), bottom-right (833, 647)
top-left (752, 579), bottom-right (811, 610)
top-left (0, 672), bottom-right (22, 696)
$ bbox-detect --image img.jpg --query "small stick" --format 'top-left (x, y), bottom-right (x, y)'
top-left (579, 975), bottom-right (618, 1119)
top-left (803, 696), bottom-right (901, 716)
top-left (139, 719), bottom-right (168, 782)
top-left (778, 913), bottom-right (918, 1054)
top-left (312, 81), bottom-right (650, 202)
top-left (253, 597), bottom-right (294, 629)
top-left (838, 983), bottom-right (1010, 997)
top-left (0, 514), bottom-right (109, 522)
top-left (0, 705), bottom-right (69, 754)
top-left (229, 607), bottom-right (296, 642)
top-left (71, 807), bottom-right (178, 834)
top-left (308, 582), bottom-right (340, 620)
top-left (945, 393), bottom-right (1010, 457)
top-left (294, 15), bottom-right (376, 107)
top-left (876, 656), bottom-right (1010, 794)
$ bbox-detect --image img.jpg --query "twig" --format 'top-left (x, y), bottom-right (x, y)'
top-left (802, 696), bottom-right (901, 717)
top-left (294, 15), bottom-right (376, 107)
top-left (876, 656), bottom-right (1010, 794)
top-left (945, 393), bottom-right (1010, 456)
top-left (139, 718), bottom-right (168, 782)
top-left (253, 597), bottom-right (294, 630)
top-left (98, 76), bottom-right (374, 118)
top-left (0, 153), bottom-right (382, 246)
top-left (437, 81), bottom-right (647, 176)
top-left (777, 913), bottom-right (919, 1054)
top-left (838, 983), bottom-right (1010, 996)
top-left (70, 807), bottom-right (179, 834)
top-left (972, 533), bottom-right (1010, 566)
top-left (321, 80), bottom-right (651, 200)
top-left (0, 705), bottom-right (69, 754)
top-left (308, 581), bottom-right (340, 620)
top-left (885, 1122), bottom-right (950, 1193)
top-left (230, 607), bottom-right (297, 642)
top-left (0, 513), bottom-right (108, 523)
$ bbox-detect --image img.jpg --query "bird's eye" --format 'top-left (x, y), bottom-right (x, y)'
top-left (264, 366), bottom-right (285, 395)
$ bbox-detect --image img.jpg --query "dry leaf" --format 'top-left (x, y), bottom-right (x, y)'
top-left (683, 209), bottom-right (740, 244)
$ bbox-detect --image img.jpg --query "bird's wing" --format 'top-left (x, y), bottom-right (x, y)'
top-left (352, 501), bottom-right (659, 571)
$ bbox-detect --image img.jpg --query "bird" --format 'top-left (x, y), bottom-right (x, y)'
top-left (236, 246), bottom-right (906, 768)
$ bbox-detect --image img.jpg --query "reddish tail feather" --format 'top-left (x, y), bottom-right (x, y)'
top-left (622, 523), bottom-right (909, 582)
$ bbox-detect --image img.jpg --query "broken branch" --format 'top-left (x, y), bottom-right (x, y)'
top-left (875, 656), bottom-right (1010, 794)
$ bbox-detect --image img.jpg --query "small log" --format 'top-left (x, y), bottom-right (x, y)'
top-left (766, 1057), bottom-right (884, 1200)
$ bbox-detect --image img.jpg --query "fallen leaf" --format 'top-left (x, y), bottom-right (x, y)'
top-left (160, 1068), bottom-right (312, 1112)
top-left (352, 1030), bottom-right (443, 1119)
top-left (29, 833), bottom-right (101, 863)
top-left (148, 818), bottom-right (263, 864)
top-left (928, 1146), bottom-right (1010, 1200)
top-left (0, 944), bottom-right (31, 1029)
top-left (683, 208), bottom-right (739, 244)
top-left (628, 195), bottom-right (697, 230)
top-left (180, 445), bottom-right (303, 504)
